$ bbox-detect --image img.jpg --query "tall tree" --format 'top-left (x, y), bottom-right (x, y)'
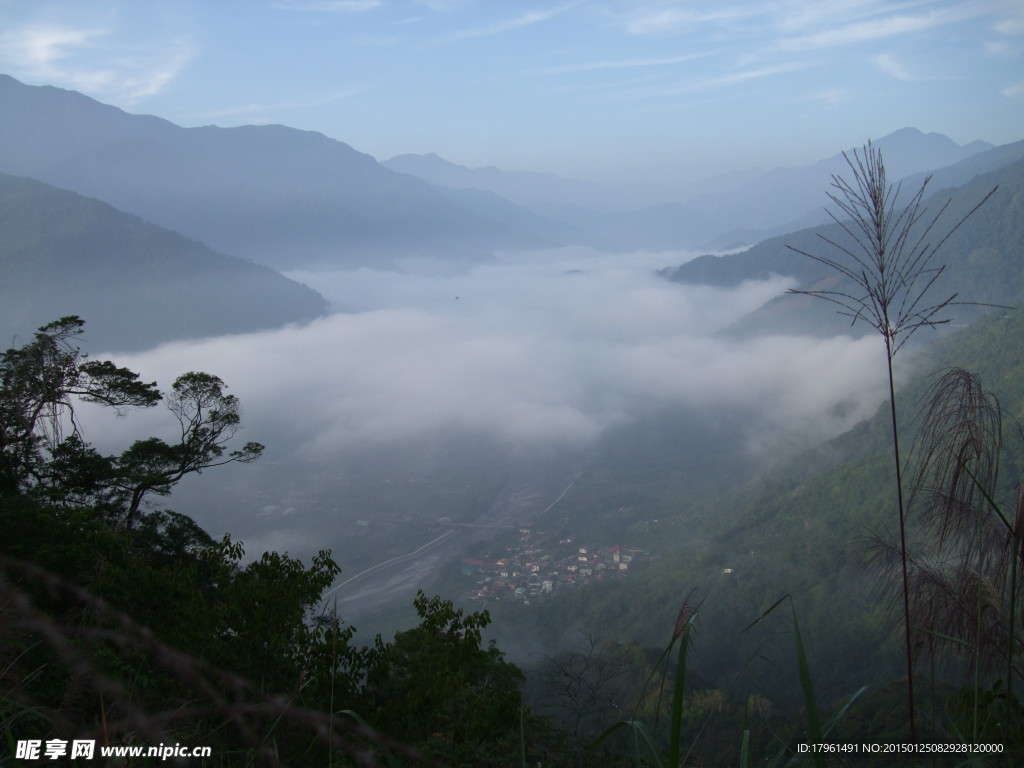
top-left (0, 316), bottom-right (263, 528)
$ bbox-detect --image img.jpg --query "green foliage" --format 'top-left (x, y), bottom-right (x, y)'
top-left (360, 591), bottom-right (527, 765)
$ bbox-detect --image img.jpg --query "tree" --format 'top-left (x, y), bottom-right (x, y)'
top-left (113, 371), bottom-right (264, 528)
top-left (0, 316), bottom-right (159, 494)
top-left (787, 143), bottom-right (998, 744)
top-left (0, 316), bottom-right (263, 528)
top-left (360, 591), bottom-right (526, 766)
top-left (539, 631), bottom-right (628, 744)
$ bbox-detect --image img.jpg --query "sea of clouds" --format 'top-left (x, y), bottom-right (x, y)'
top-left (85, 247), bottom-right (891, 462)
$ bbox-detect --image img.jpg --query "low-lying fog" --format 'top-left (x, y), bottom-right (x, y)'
top-left (84, 247), bottom-right (892, 562)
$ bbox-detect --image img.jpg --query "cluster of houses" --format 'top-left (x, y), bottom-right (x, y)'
top-left (460, 528), bottom-right (648, 605)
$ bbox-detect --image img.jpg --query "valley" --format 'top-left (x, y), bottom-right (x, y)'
top-left (3, 49), bottom-right (1024, 764)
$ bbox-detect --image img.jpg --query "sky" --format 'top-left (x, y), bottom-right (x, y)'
top-left (1, 0), bottom-right (1022, 187)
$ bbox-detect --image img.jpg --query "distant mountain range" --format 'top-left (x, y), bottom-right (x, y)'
top-left (385, 128), bottom-right (999, 252)
top-left (0, 75), bottom-right (576, 270)
top-left (382, 152), bottom-right (666, 212)
top-left (0, 173), bottom-right (326, 351)
top-left (3, 74), bottom-right (1017, 272)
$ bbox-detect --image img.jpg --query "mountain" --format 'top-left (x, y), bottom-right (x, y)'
top-left (0, 75), bottom-right (572, 270)
top-left (680, 128), bottom-right (995, 243)
top-left (386, 129), bottom-right (997, 254)
top-left (899, 138), bottom-right (1024, 197)
top-left (0, 173), bottom-right (327, 350)
top-left (382, 152), bottom-right (666, 212)
top-left (664, 154), bottom-right (1024, 338)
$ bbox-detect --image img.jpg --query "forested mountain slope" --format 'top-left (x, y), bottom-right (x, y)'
top-left (664, 155), bottom-right (1024, 338)
top-left (0, 173), bottom-right (326, 350)
top-left (493, 298), bottom-right (1024, 718)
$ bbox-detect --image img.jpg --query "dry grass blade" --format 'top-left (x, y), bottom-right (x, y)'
top-left (910, 368), bottom-right (1002, 555)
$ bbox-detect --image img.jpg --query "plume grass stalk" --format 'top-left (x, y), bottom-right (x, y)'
top-left (591, 590), bottom-right (701, 767)
top-left (787, 143), bottom-right (997, 746)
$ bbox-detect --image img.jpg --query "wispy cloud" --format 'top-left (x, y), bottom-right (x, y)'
top-left (872, 52), bottom-right (914, 80)
top-left (779, 6), bottom-right (977, 51)
top-left (413, 0), bottom-right (474, 10)
top-left (806, 87), bottom-right (852, 107)
top-left (190, 89), bottom-right (366, 120)
top-left (0, 23), bottom-right (107, 73)
top-left (530, 51), bottom-right (712, 75)
top-left (993, 11), bottom-right (1024, 36)
top-left (0, 22), bottom-right (194, 104)
top-left (1002, 80), bottom-right (1024, 98)
top-left (691, 61), bottom-right (804, 90)
top-left (116, 43), bottom-right (196, 103)
top-left (352, 34), bottom-right (405, 46)
top-left (636, 61), bottom-right (806, 98)
top-left (272, 0), bottom-right (381, 11)
top-left (430, 4), bottom-right (575, 44)
top-left (623, 5), bottom-right (762, 36)
top-left (583, 59), bottom-right (805, 103)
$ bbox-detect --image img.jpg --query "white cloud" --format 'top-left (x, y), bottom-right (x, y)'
top-left (779, 6), bottom-right (976, 51)
top-left (619, 3), bottom-right (764, 36)
top-left (413, 0), bottom-right (474, 10)
top-left (1001, 80), bottom-right (1024, 97)
top-left (0, 23), bottom-right (107, 71)
top-left (531, 52), bottom-right (712, 75)
top-left (94, 250), bottom-right (888, 462)
top-left (810, 87), bottom-right (852, 106)
top-left (189, 88), bottom-right (366, 120)
top-left (272, 0), bottom-right (381, 11)
top-left (873, 52), bottom-right (914, 80)
top-left (430, 4), bottom-right (576, 44)
top-left (622, 61), bottom-right (806, 99)
top-left (0, 22), bottom-right (194, 104)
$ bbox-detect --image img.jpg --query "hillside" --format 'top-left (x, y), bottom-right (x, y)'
top-left (663, 155), bottom-right (1024, 338)
top-left (0, 173), bottom-right (327, 350)
top-left (478, 297), bottom-right (1024, 726)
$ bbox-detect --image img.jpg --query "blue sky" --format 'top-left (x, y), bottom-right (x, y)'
top-left (1, 0), bottom-right (1022, 187)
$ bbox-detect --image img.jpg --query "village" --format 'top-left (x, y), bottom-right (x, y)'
top-left (459, 526), bottom-right (649, 605)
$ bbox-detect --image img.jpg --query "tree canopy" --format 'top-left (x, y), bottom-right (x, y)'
top-left (0, 316), bottom-right (263, 528)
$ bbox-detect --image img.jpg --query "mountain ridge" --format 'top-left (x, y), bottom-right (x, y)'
top-left (0, 75), bottom-right (572, 270)
top-left (0, 172), bottom-right (327, 350)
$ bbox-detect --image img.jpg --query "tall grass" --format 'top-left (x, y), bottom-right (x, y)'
top-left (787, 143), bottom-right (998, 744)
top-left (892, 367), bottom-right (1024, 756)
top-left (591, 590), bottom-right (700, 766)
top-left (588, 591), bottom-right (867, 767)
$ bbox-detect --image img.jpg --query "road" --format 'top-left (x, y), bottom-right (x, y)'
top-left (323, 470), bottom-right (580, 621)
